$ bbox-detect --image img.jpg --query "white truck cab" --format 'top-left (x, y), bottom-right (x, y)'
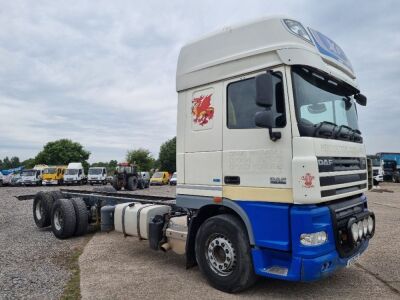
top-left (175, 17), bottom-right (375, 289)
top-left (88, 167), bottom-right (107, 185)
top-left (64, 162), bottom-right (86, 185)
top-left (21, 165), bottom-right (47, 186)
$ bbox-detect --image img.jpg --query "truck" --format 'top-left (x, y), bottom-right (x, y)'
top-left (42, 166), bottom-right (67, 185)
top-left (376, 152), bottom-right (400, 182)
top-left (367, 155), bottom-right (383, 185)
top-left (88, 167), bottom-right (108, 185)
top-left (64, 162), bottom-right (87, 185)
top-left (22, 17), bottom-right (375, 293)
top-left (21, 165), bottom-right (47, 186)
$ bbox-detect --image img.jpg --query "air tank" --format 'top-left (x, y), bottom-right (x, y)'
top-left (101, 205), bottom-right (115, 232)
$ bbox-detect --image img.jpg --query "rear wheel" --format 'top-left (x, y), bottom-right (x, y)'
top-left (126, 176), bottom-right (138, 191)
top-left (71, 198), bottom-right (88, 236)
top-left (33, 192), bottom-right (54, 228)
top-left (51, 199), bottom-right (76, 239)
top-left (195, 214), bottom-right (256, 293)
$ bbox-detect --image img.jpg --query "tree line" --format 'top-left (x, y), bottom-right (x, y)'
top-left (1, 137), bottom-right (176, 174)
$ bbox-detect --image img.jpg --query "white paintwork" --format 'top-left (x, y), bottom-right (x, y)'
top-left (88, 167), bottom-right (107, 183)
top-left (64, 162), bottom-right (86, 183)
top-left (176, 16), bottom-right (367, 205)
top-left (114, 203), bottom-right (171, 239)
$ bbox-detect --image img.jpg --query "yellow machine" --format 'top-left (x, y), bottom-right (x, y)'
top-left (150, 171), bottom-right (170, 185)
top-left (42, 166), bottom-right (67, 185)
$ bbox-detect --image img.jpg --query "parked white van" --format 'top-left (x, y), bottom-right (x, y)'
top-left (88, 167), bottom-right (107, 185)
top-left (64, 162), bottom-right (87, 185)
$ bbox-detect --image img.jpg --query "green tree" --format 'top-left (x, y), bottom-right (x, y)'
top-left (158, 137), bottom-right (176, 173)
top-left (126, 148), bottom-right (154, 171)
top-left (22, 158), bottom-right (36, 169)
top-left (0, 156), bottom-right (21, 169)
top-left (35, 139), bottom-right (90, 166)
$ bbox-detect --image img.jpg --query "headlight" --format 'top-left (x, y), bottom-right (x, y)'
top-left (351, 222), bottom-right (359, 242)
top-left (300, 231), bottom-right (327, 246)
top-left (283, 19), bottom-right (313, 43)
top-left (357, 221), bottom-right (363, 239)
top-left (367, 216), bottom-right (374, 234)
top-left (362, 219), bottom-right (368, 236)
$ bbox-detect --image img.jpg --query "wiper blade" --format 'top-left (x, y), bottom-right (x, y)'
top-left (314, 121), bottom-right (338, 138)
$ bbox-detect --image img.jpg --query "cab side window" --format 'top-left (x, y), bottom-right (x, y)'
top-left (227, 73), bottom-right (286, 129)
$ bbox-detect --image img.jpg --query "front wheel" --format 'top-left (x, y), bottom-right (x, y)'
top-left (195, 214), bottom-right (256, 293)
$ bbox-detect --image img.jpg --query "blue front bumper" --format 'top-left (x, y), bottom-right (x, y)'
top-left (236, 195), bottom-right (372, 282)
top-left (252, 240), bottom-right (368, 281)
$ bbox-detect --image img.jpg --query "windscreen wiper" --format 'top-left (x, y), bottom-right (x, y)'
top-left (314, 121), bottom-right (338, 138)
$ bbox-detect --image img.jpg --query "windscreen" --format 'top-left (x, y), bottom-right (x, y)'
top-left (89, 168), bottom-right (102, 175)
top-left (65, 169), bottom-right (78, 175)
top-left (152, 172), bottom-right (162, 178)
top-left (292, 66), bottom-right (361, 142)
top-left (43, 168), bottom-right (56, 174)
top-left (22, 170), bottom-right (36, 176)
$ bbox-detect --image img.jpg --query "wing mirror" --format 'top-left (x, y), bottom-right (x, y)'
top-left (255, 72), bottom-right (274, 107)
top-left (354, 93), bottom-right (367, 106)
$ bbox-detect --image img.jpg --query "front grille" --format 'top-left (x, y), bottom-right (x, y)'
top-left (328, 196), bottom-right (369, 258)
top-left (318, 157), bottom-right (367, 173)
top-left (320, 173), bottom-right (367, 186)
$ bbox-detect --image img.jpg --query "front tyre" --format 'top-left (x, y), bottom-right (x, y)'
top-left (195, 214), bottom-right (256, 293)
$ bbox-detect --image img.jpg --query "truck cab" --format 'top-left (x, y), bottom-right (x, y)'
top-left (21, 165), bottom-right (48, 186)
top-left (88, 167), bottom-right (107, 185)
top-left (42, 166), bottom-right (67, 185)
top-left (64, 162), bottom-right (86, 185)
top-left (175, 17), bottom-right (375, 290)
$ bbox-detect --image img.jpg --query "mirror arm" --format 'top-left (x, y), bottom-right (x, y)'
top-left (269, 129), bottom-right (281, 141)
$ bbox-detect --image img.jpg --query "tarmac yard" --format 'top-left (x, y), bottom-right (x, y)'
top-left (1, 183), bottom-right (400, 299)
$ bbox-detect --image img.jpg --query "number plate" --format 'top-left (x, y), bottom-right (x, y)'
top-left (346, 253), bottom-right (361, 268)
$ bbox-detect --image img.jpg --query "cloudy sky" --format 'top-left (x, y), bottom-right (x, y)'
top-left (0, 0), bottom-right (399, 162)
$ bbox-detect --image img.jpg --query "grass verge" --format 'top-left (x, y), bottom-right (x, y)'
top-left (61, 235), bottom-right (93, 300)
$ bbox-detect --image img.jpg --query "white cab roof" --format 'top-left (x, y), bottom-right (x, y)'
top-left (176, 16), bottom-right (357, 91)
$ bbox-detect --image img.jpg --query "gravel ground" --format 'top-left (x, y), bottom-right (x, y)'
top-left (80, 183), bottom-right (400, 299)
top-left (0, 184), bottom-right (102, 300)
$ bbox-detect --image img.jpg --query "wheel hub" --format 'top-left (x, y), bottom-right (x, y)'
top-left (35, 201), bottom-right (42, 220)
top-left (206, 235), bottom-right (236, 276)
top-left (53, 209), bottom-right (63, 231)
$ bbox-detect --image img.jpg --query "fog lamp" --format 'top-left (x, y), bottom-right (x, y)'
top-left (300, 231), bottom-right (327, 246)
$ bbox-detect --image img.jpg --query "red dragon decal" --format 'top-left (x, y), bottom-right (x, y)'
top-left (301, 173), bottom-right (315, 188)
top-left (192, 94), bottom-right (214, 126)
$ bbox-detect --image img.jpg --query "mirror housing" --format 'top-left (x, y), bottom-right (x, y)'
top-left (255, 72), bottom-right (274, 107)
top-left (354, 93), bottom-right (367, 106)
top-left (255, 111), bottom-right (282, 141)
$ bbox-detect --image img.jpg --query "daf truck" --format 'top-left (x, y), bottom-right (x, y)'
top-left (24, 17), bottom-right (375, 293)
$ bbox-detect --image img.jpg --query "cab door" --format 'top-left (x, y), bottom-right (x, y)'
top-left (222, 66), bottom-right (292, 203)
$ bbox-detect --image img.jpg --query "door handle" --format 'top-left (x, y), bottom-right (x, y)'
top-left (224, 176), bottom-right (240, 185)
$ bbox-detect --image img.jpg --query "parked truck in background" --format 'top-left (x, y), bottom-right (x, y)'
top-left (88, 167), bottom-right (107, 185)
top-left (42, 166), bottom-right (67, 185)
top-left (21, 165), bottom-right (47, 186)
top-left (367, 155), bottom-right (383, 185)
top-left (26, 17), bottom-right (375, 293)
top-left (376, 153), bottom-right (400, 182)
top-left (64, 163), bottom-right (87, 185)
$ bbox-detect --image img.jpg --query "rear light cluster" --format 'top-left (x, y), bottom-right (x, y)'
top-left (348, 214), bottom-right (375, 244)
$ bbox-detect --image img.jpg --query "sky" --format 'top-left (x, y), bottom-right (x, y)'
top-left (0, 0), bottom-right (399, 163)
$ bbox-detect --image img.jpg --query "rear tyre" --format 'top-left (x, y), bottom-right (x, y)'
top-left (33, 192), bottom-right (54, 228)
top-left (71, 198), bottom-right (88, 236)
top-left (126, 176), bottom-right (138, 191)
top-left (195, 214), bottom-right (257, 293)
top-left (51, 199), bottom-right (76, 239)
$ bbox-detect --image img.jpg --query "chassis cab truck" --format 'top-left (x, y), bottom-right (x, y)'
top-left (175, 17), bottom-right (375, 291)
